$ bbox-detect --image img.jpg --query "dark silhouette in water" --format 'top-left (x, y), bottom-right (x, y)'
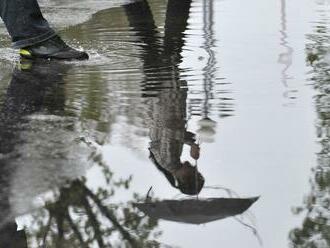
top-left (125, 2), bottom-right (258, 235)
top-left (124, 0), bottom-right (205, 195)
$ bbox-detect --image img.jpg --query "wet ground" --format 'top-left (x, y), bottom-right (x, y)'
top-left (0, 0), bottom-right (329, 247)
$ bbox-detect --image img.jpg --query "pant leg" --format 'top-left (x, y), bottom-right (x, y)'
top-left (0, 0), bottom-right (56, 48)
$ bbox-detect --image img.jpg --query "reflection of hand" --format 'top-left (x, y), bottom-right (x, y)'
top-left (190, 143), bottom-right (200, 160)
top-left (184, 131), bottom-right (196, 145)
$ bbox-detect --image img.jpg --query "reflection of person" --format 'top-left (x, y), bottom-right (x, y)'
top-left (0, 0), bottom-right (88, 60)
top-left (149, 128), bottom-right (205, 195)
top-left (146, 75), bottom-right (204, 195)
top-left (124, 0), bottom-right (205, 195)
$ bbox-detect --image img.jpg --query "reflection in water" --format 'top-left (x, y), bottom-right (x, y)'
top-left (0, 60), bottom-right (78, 247)
top-left (124, 0), bottom-right (205, 195)
top-left (0, 60), bottom-right (160, 247)
top-left (278, 0), bottom-right (295, 104)
top-left (25, 171), bottom-right (160, 247)
top-left (0, 59), bottom-right (91, 219)
top-left (135, 197), bottom-right (259, 225)
top-left (0, 59), bottom-right (71, 221)
top-left (196, 0), bottom-right (218, 143)
top-left (0, 0), bottom-right (258, 247)
top-left (289, 7), bottom-right (330, 247)
top-left (124, 0), bottom-right (258, 240)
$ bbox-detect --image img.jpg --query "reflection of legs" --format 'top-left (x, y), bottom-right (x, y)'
top-left (124, 0), bottom-right (161, 63)
top-left (164, 0), bottom-right (192, 58)
top-left (0, 0), bottom-right (88, 60)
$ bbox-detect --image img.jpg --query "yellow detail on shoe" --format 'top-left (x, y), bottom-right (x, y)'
top-left (18, 60), bottom-right (32, 71)
top-left (19, 49), bottom-right (32, 57)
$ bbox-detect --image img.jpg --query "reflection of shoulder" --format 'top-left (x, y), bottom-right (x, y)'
top-left (148, 148), bottom-right (178, 189)
top-left (148, 148), bottom-right (164, 171)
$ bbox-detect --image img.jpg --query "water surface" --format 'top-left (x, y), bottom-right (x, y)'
top-left (0, 0), bottom-right (328, 247)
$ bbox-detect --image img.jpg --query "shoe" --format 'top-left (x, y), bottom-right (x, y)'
top-left (19, 35), bottom-right (89, 60)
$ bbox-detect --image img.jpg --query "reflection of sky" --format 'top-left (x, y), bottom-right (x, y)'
top-left (7, 0), bottom-right (328, 247)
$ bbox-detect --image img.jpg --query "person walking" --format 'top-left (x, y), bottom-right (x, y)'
top-left (0, 0), bottom-right (88, 60)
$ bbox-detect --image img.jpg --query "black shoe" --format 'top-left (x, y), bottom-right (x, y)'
top-left (19, 35), bottom-right (89, 60)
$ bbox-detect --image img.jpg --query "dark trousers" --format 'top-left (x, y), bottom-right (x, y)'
top-left (0, 0), bottom-right (55, 48)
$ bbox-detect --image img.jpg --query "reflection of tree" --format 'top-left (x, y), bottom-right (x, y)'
top-left (289, 14), bottom-right (330, 248)
top-left (26, 161), bottom-right (160, 248)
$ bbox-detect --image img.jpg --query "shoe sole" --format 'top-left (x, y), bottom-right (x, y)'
top-left (19, 49), bottom-right (89, 61)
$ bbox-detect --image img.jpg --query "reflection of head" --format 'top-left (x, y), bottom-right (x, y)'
top-left (150, 151), bottom-right (205, 195)
top-left (174, 161), bottom-right (204, 195)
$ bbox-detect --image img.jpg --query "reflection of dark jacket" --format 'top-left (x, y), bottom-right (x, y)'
top-left (148, 87), bottom-right (187, 173)
top-left (124, 0), bottom-right (192, 186)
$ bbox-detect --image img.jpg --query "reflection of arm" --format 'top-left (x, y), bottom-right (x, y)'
top-left (184, 131), bottom-right (196, 146)
top-left (184, 131), bottom-right (200, 160)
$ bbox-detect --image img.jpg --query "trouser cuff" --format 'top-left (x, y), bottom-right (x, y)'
top-left (12, 30), bottom-right (56, 49)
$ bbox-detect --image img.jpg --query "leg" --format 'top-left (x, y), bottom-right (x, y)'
top-left (0, 0), bottom-right (88, 60)
top-left (0, 0), bottom-right (55, 48)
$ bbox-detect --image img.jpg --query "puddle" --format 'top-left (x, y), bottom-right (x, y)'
top-left (0, 0), bottom-right (328, 247)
